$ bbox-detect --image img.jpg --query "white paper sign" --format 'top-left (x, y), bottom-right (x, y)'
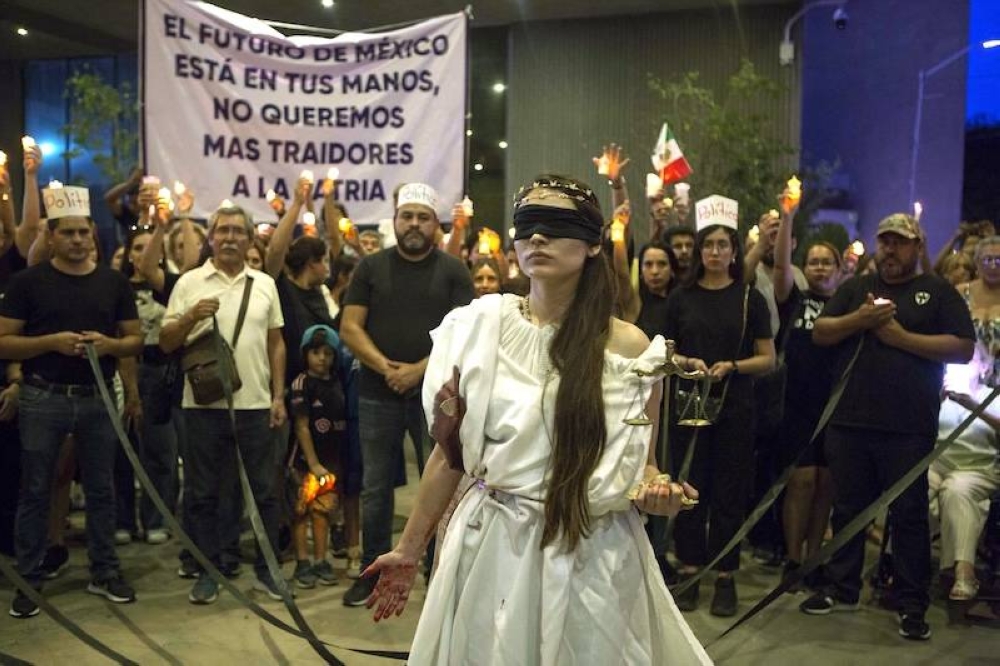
top-left (695, 194), bottom-right (739, 231)
top-left (143, 1), bottom-right (467, 222)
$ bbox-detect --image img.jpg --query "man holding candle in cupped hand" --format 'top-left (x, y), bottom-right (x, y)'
top-left (800, 213), bottom-right (975, 642)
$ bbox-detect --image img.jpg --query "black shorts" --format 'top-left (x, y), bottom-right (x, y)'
top-left (778, 408), bottom-right (828, 469)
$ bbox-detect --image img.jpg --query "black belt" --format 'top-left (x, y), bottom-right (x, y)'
top-left (25, 376), bottom-right (111, 397)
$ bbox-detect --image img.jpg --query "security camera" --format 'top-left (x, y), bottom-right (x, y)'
top-left (833, 7), bottom-right (849, 30)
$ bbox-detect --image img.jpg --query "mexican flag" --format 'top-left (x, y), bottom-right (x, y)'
top-left (651, 122), bottom-right (693, 185)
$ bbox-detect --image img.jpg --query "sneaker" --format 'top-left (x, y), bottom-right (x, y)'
top-left (220, 560), bottom-right (242, 579)
top-left (343, 573), bottom-right (378, 607)
top-left (9, 590), bottom-right (40, 619)
top-left (40, 544), bottom-right (69, 580)
top-left (188, 574), bottom-right (219, 605)
top-left (177, 558), bottom-right (200, 579)
top-left (114, 529), bottom-right (133, 546)
top-left (672, 572), bottom-right (700, 612)
top-left (87, 574), bottom-right (136, 603)
top-left (145, 528), bottom-right (169, 545)
top-left (711, 576), bottom-right (738, 617)
top-left (294, 560), bottom-right (318, 589)
top-left (254, 571), bottom-right (292, 601)
top-left (312, 560), bottom-right (338, 586)
top-left (330, 524), bottom-right (348, 559)
top-left (799, 591), bottom-right (860, 615)
top-left (898, 612), bottom-right (931, 641)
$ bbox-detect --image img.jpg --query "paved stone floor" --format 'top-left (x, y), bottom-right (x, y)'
top-left (2, 451), bottom-right (998, 665)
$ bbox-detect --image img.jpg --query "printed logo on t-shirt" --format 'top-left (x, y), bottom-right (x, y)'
top-left (315, 418), bottom-right (332, 434)
top-left (795, 297), bottom-right (825, 331)
top-left (915, 291), bottom-right (931, 306)
top-left (312, 399), bottom-right (323, 408)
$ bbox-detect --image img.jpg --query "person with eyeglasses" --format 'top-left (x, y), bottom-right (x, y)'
top-left (771, 229), bottom-right (843, 591)
top-left (159, 204), bottom-right (288, 605)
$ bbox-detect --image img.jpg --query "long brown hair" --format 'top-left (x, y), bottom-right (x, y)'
top-left (518, 176), bottom-right (617, 551)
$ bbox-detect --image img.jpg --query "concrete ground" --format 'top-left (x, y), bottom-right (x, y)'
top-left (2, 449), bottom-right (998, 665)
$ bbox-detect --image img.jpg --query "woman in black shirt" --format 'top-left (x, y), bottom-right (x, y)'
top-left (633, 240), bottom-right (678, 340)
top-left (664, 221), bottom-right (775, 617)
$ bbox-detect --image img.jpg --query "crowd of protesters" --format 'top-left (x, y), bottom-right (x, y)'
top-left (0, 138), bottom-right (996, 653)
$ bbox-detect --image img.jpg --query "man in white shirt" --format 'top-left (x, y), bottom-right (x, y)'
top-left (160, 204), bottom-right (287, 605)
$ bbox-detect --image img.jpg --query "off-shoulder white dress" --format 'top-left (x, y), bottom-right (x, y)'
top-left (411, 294), bottom-right (712, 666)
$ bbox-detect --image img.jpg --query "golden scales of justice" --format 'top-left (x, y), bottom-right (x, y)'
top-left (624, 339), bottom-right (709, 504)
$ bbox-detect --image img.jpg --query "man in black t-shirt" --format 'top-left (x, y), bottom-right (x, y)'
top-left (0, 192), bottom-right (143, 618)
top-left (799, 214), bottom-right (975, 641)
top-left (340, 183), bottom-right (474, 606)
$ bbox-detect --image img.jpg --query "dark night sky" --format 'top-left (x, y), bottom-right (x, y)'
top-left (967, 0), bottom-right (1000, 123)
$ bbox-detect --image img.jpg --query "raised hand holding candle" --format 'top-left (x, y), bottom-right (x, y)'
top-left (0, 151), bottom-right (7, 168)
top-left (477, 230), bottom-right (491, 256)
top-left (461, 195), bottom-right (474, 217)
top-left (173, 180), bottom-right (186, 196)
top-left (300, 169), bottom-right (315, 183)
top-left (338, 217), bottom-right (353, 233)
top-left (783, 175), bottom-right (802, 213)
top-left (21, 136), bottom-right (36, 151)
top-left (748, 225), bottom-right (760, 243)
top-left (265, 189), bottom-right (276, 202)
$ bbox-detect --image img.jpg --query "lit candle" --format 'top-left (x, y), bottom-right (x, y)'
top-left (461, 195), bottom-right (474, 217)
top-left (645, 173), bottom-right (662, 199)
top-left (768, 209), bottom-right (780, 219)
top-left (302, 211), bottom-right (316, 226)
top-left (148, 204), bottom-right (156, 218)
top-left (21, 136), bottom-right (36, 151)
top-left (913, 201), bottom-right (923, 221)
top-left (610, 220), bottom-right (625, 243)
top-left (488, 229), bottom-right (501, 254)
top-left (663, 197), bottom-right (673, 209)
top-left (48, 179), bottom-right (63, 189)
top-left (673, 182), bottom-right (690, 204)
top-left (173, 180), bottom-right (186, 196)
top-left (338, 217), bottom-right (353, 233)
top-left (478, 230), bottom-right (490, 255)
top-left (265, 189), bottom-right (276, 202)
top-left (220, 198), bottom-right (234, 208)
top-left (300, 169), bottom-right (315, 183)
top-left (851, 240), bottom-right (865, 256)
top-left (786, 175), bottom-right (801, 201)
top-left (597, 155), bottom-right (610, 176)
top-left (326, 167), bottom-right (339, 181)
top-left (749, 225), bottom-right (760, 243)
top-left (507, 227), bottom-right (515, 239)
top-left (873, 297), bottom-right (892, 306)
top-left (158, 187), bottom-right (171, 201)
top-left (0, 151), bottom-right (6, 167)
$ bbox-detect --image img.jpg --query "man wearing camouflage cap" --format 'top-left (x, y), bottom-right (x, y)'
top-left (798, 213), bottom-right (975, 640)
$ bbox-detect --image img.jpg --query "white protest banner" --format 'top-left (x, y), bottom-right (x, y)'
top-left (142, 0), bottom-right (467, 222)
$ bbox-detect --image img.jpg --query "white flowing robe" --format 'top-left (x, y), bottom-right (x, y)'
top-left (414, 293), bottom-right (712, 666)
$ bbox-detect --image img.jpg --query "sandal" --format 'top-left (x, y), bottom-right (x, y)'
top-left (949, 576), bottom-right (979, 601)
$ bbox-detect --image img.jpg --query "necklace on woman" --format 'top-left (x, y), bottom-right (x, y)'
top-left (519, 296), bottom-right (532, 322)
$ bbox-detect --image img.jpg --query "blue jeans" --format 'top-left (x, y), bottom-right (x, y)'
top-left (16, 384), bottom-right (120, 584)
top-left (359, 394), bottom-right (428, 568)
top-left (183, 409), bottom-right (276, 578)
top-left (137, 363), bottom-right (178, 531)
